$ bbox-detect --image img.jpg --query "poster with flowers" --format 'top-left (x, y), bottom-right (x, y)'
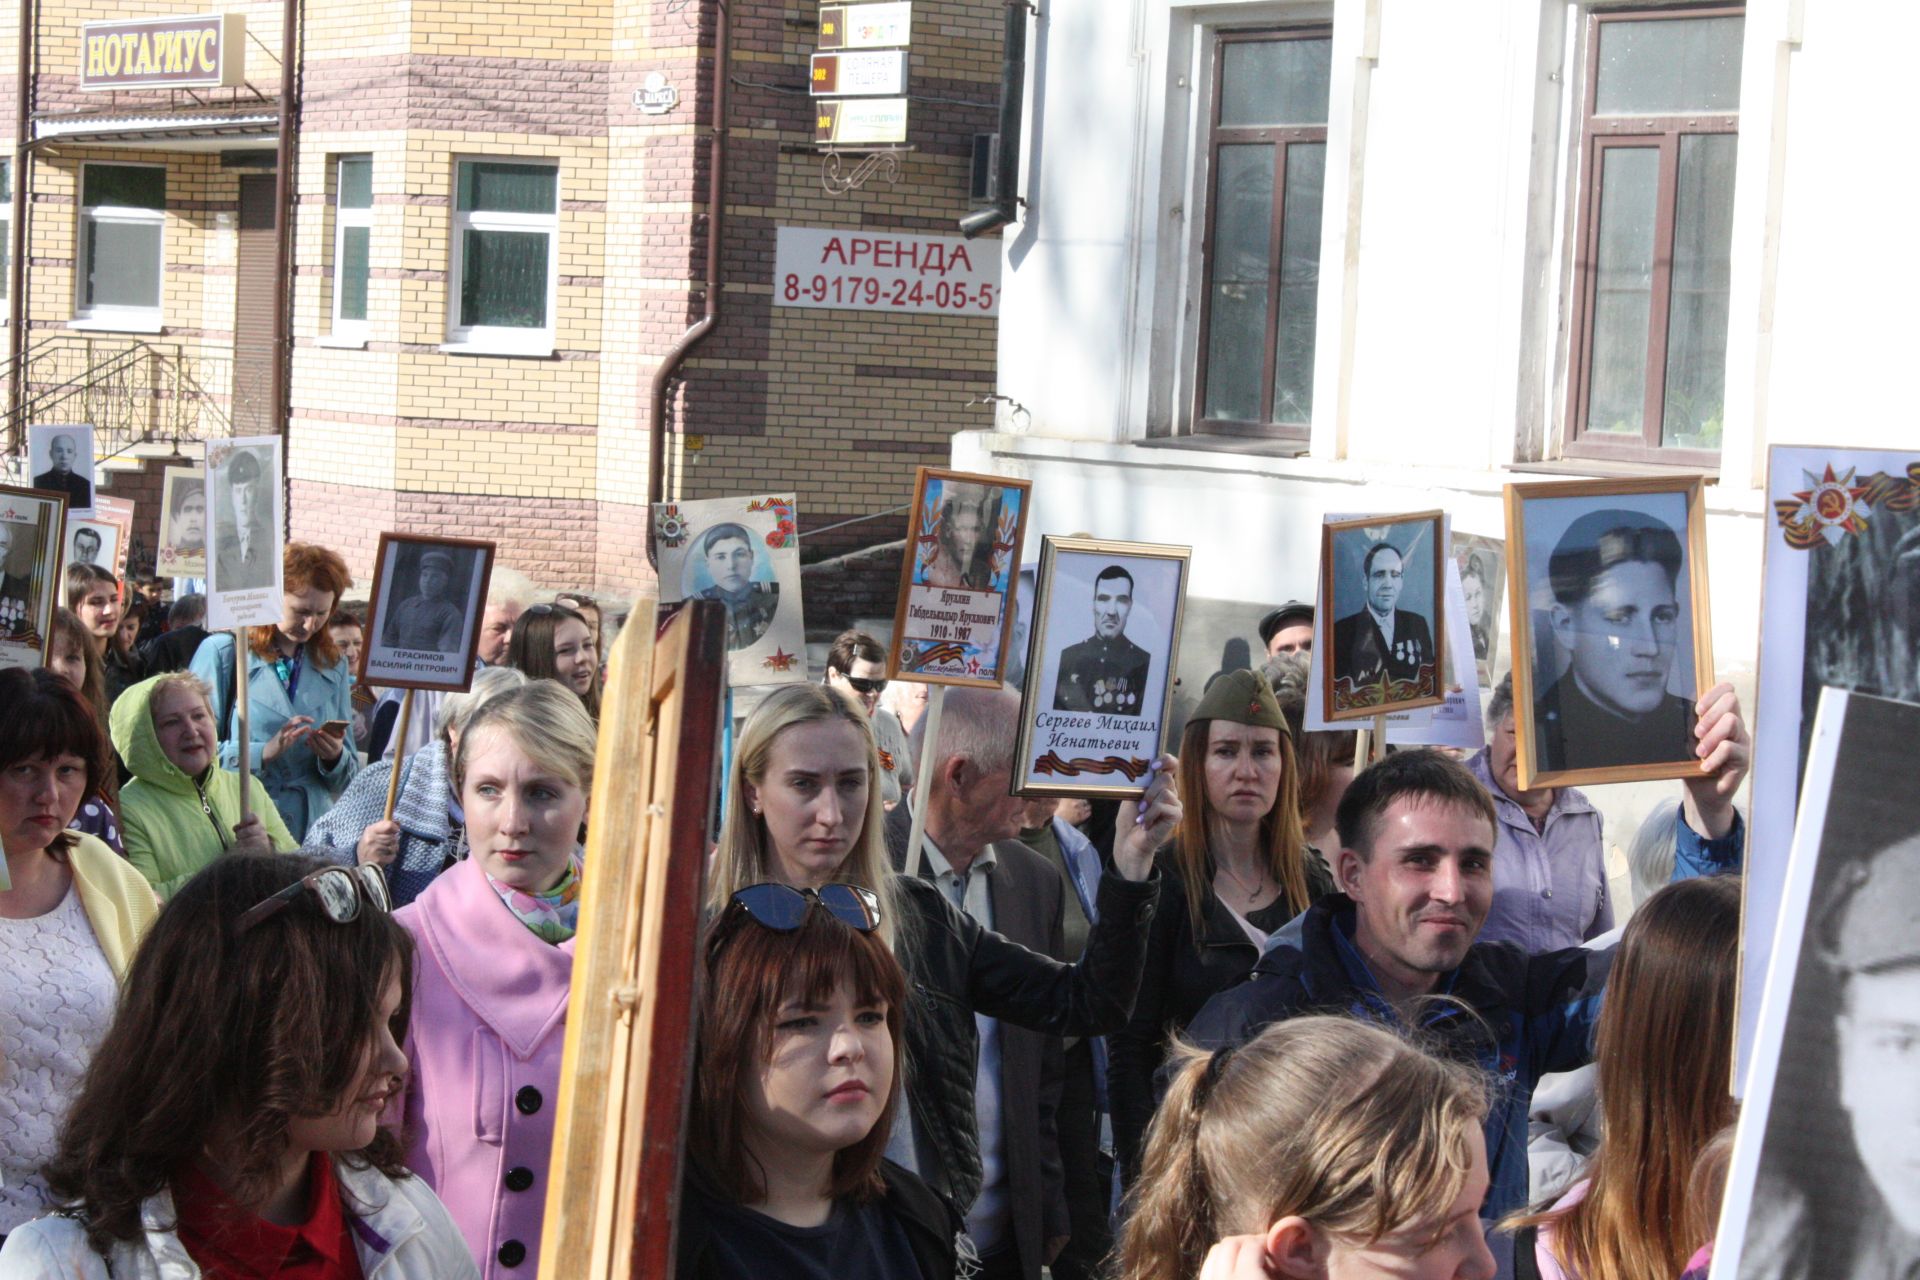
top-left (651, 493), bottom-right (806, 688)
top-left (887, 467), bottom-right (1032, 688)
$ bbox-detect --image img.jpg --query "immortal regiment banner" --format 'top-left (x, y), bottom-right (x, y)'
top-left (888, 467), bottom-right (1030, 687)
top-left (0, 484), bottom-right (69, 670)
top-left (1013, 535), bottom-right (1190, 797)
top-left (652, 493), bottom-right (806, 687)
top-left (157, 466), bottom-right (207, 578)
top-left (92, 495), bottom-right (136, 581)
top-left (359, 534), bottom-right (496, 691)
top-left (1739, 444), bottom-right (1920, 1089)
top-left (205, 435), bottom-right (285, 629)
top-left (1318, 511), bottom-right (1447, 721)
top-left (1713, 689), bottom-right (1920, 1280)
top-left (26, 424), bottom-right (96, 516)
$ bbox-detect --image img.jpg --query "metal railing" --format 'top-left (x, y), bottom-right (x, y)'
top-left (3, 335), bottom-right (237, 462)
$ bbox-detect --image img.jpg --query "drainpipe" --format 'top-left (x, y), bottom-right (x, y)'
top-left (269, 0), bottom-right (299, 490)
top-left (645, 0), bottom-right (729, 566)
top-left (7, 0), bottom-right (33, 452)
top-left (958, 0), bottom-right (1029, 239)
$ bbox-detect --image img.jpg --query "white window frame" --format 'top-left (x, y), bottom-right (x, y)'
top-left (73, 161), bottom-right (166, 333)
top-left (1, 158), bottom-right (11, 315)
top-left (326, 154), bottom-right (373, 346)
top-left (443, 157), bottom-right (559, 357)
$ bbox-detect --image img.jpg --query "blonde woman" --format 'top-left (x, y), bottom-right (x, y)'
top-left (707, 682), bottom-right (1177, 1247)
top-left (1119, 1016), bottom-right (1495, 1280)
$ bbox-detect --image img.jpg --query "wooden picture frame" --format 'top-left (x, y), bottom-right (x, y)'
top-left (91, 495), bottom-right (136, 582)
top-left (157, 465), bottom-right (207, 579)
top-left (0, 484), bottom-right (70, 671)
top-left (887, 465), bottom-right (1032, 688)
top-left (358, 532), bottom-right (497, 692)
top-left (1013, 535), bottom-right (1190, 798)
top-left (1504, 475), bottom-right (1713, 790)
top-left (1318, 510), bottom-right (1448, 723)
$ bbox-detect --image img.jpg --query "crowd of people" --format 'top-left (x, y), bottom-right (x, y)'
top-left (0, 540), bottom-right (1760, 1280)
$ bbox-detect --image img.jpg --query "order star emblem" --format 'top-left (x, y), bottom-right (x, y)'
top-left (1790, 464), bottom-right (1873, 545)
top-left (763, 647), bottom-right (799, 672)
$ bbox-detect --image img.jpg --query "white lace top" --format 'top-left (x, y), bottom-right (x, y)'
top-left (0, 886), bottom-right (118, 1232)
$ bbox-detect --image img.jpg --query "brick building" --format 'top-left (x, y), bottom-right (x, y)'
top-left (2, 0), bottom-right (1006, 591)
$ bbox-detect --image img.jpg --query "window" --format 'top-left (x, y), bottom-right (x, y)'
top-left (1193, 29), bottom-right (1331, 439)
top-left (1, 160), bottom-right (11, 308)
top-left (331, 155), bottom-right (372, 339)
top-left (76, 163), bottom-right (166, 329)
top-left (1567, 8), bottom-right (1743, 463)
top-left (447, 160), bottom-right (558, 354)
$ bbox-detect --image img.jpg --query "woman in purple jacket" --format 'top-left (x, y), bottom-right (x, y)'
top-left (393, 679), bottom-right (594, 1277)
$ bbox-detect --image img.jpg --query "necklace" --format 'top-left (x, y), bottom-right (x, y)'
top-left (1214, 857), bottom-right (1270, 905)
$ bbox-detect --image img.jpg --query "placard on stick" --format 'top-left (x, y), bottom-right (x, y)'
top-left (0, 484), bottom-right (70, 671)
top-left (888, 466), bottom-right (1030, 688)
top-left (358, 533), bottom-right (497, 693)
top-left (205, 435), bottom-right (285, 630)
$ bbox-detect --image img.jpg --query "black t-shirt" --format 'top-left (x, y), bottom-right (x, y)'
top-left (686, 1183), bottom-right (928, 1280)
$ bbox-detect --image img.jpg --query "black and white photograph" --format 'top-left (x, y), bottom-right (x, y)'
top-left (1713, 688), bottom-right (1920, 1280)
top-left (360, 533), bottom-right (496, 691)
top-left (157, 466), bottom-right (207, 579)
top-left (1014, 535), bottom-right (1189, 797)
top-left (205, 435), bottom-right (285, 629)
top-left (652, 493), bottom-right (807, 687)
top-left (27, 424), bottom-right (95, 516)
top-left (1319, 510), bottom-right (1445, 721)
top-left (64, 517), bottom-right (121, 578)
top-left (0, 484), bottom-right (69, 670)
top-left (1454, 531), bottom-right (1507, 687)
top-left (1506, 476), bottom-right (1712, 789)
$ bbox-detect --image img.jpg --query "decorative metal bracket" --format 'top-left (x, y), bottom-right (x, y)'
top-left (820, 146), bottom-right (914, 195)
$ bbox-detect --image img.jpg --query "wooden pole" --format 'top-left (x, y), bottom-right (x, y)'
top-left (234, 627), bottom-right (252, 825)
top-left (382, 688), bottom-right (415, 822)
top-left (1371, 712), bottom-right (1389, 763)
top-left (902, 684), bottom-right (947, 873)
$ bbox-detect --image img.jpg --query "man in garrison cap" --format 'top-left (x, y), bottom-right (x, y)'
top-left (1054, 564), bottom-right (1154, 717)
top-left (213, 448), bottom-right (275, 592)
top-left (383, 547), bottom-right (466, 653)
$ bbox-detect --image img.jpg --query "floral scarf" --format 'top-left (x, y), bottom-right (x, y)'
top-left (485, 852), bottom-right (585, 944)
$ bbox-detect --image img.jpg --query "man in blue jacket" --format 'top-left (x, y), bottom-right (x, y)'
top-left (1184, 749), bottom-right (1609, 1274)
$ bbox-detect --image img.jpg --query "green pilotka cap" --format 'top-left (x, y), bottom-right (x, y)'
top-left (1191, 668), bottom-right (1288, 734)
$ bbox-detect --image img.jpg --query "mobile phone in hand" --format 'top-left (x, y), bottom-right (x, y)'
top-left (316, 719), bottom-right (351, 737)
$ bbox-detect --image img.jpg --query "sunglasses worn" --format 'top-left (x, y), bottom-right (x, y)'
top-left (841, 675), bottom-right (887, 696)
top-left (237, 865), bottom-right (392, 935)
top-left (729, 883), bottom-right (881, 933)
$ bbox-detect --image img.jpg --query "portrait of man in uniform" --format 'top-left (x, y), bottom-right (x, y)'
top-left (694, 522), bottom-right (780, 652)
top-left (70, 525), bottom-right (103, 567)
top-left (1, 519), bottom-right (35, 636)
top-left (1330, 541), bottom-right (1436, 689)
top-left (1053, 565), bottom-right (1153, 716)
top-left (31, 430), bottom-right (93, 512)
top-left (169, 478), bottom-right (206, 554)
top-left (214, 448), bottom-right (276, 592)
top-left (382, 547), bottom-right (468, 653)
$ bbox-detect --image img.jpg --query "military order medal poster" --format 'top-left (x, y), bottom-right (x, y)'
top-left (653, 493), bottom-right (806, 688)
top-left (205, 435), bottom-right (286, 630)
top-left (1013, 535), bottom-right (1189, 798)
top-left (1320, 510), bottom-right (1446, 723)
top-left (360, 533), bottom-right (496, 692)
top-left (0, 484), bottom-right (69, 671)
top-left (888, 466), bottom-right (1031, 688)
top-left (157, 466), bottom-right (208, 579)
top-left (1738, 444), bottom-right (1920, 1090)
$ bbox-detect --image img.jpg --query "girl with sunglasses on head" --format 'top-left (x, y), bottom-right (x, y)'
top-left (392, 680), bottom-right (595, 1277)
top-left (0, 852), bottom-right (477, 1277)
top-left (681, 884), bottom-right (962, 1279)
top-left (822, 630), bottom-right (915, 809)
top-left (505, 602), bottom-right (601, 720)
top-left (0, 669), bottom-right (157, 1247)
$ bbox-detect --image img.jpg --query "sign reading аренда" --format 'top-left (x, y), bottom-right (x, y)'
top-left (81, 13), bottom-right (245, 90)
top-left (774, 227), bottom-right (1000, 316)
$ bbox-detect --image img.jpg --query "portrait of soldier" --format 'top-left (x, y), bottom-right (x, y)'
top-left (695, 521), bottom-right (779, 652)
top-left (1, 519), bottom-right (36, 636)
top-left (921, 482), bottom-right (993, 591)
top-left (1054, 564), bottom-right (1153, 717)
top-left (1461, 551), bottom-right (1493, 665)
top-left (382, 547), bottom-right (467, 653)
top-left (1330, 540), bottom-right (1435, 690)
top-left (167, 477), bottom-right (207, 554)
top-left (214, 449), bottom-right (275, 592)
top-left (1532, 508), bottom-right (1693, 773)
top-left (33, 432), bottom-right (92, 511)
top-left (70, 525), bottom-right (103, 568)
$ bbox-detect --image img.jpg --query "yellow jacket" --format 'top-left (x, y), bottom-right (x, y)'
top-left (68, 832), bottom-right (159, 979)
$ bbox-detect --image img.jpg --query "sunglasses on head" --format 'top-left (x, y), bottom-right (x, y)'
top-left (237, 865), bottom-right (391, 935)
top-left (728, 883), bottom-right (882, 933)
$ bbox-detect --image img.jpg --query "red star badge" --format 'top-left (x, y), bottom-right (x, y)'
top-left (1790, 464), bottom-right (1873, 545)
top-left (763, 647), bottom-right (799, 673)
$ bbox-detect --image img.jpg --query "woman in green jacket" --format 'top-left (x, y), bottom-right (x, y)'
top-left (110, 672), bottom-right (296, 898)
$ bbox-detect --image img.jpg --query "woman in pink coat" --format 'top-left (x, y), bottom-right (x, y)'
top-left (394, 680), bottom-right (595, 1277)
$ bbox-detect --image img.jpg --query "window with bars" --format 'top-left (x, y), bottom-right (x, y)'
top-left (331, 155), bottom-right (372, 338)
top-left (448, 159), bottom-right (559, 354)
top-left (76, 163), bottom-right (166, 329)
top-left (1193, 28), bottom-right (1331, 440)
top-left (1567, 7), bottom-right (1743, 464)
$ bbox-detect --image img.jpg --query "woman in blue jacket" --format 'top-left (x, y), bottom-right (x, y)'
top-left (190, 541), bottom-right (361, 839)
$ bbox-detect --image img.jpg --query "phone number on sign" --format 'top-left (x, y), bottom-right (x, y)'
top-left (782, 274), bottom-right (998, 313)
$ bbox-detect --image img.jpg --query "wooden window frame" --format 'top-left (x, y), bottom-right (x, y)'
top-left (1190, 25), bottom-right (1330, 442)
top-left (1563, 4), bottom-right (1742, 468)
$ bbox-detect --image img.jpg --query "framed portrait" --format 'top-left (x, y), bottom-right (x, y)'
top-left (157, 466), bottom-right (207, 578)
top-left (1504, 476), bottom-right (1711, 790)
top-left (27, 423), bottom-right (95, 517)
top-left (889, 466), bottom-right (1031, 688)
top-left (1712, 689), bottom-right (1920, 1280)
top-left (0, 485), bottom-right (69, 670)
top-left (1452, 532), bottom-right (1507, 687)
top-left (205, 435), bottom-right (285, 629)
top-left (652, 493), bottom-right (806, 687)
top-left (93, 495), bottom-right (135, 580)
top-left (63, 516), bottom-right (119, 579)
top-left (1737, 445), bottom-right (1920, 1089)
top-left (1013, 536), bottom-right (1190, 797)
top-left (360, 533), bottom-right (497, 691)
top-left (1319, 510), bottom-right (1447, 722)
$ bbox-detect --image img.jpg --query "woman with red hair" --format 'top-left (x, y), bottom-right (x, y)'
top-left (190, 542), bottom-right (361, 839)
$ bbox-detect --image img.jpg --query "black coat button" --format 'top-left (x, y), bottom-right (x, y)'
top-left (504, 1166), bottom-right (535, 1192)
top-left (497, 1240), bottom-right (526, 1268)
top-left (515, 1086), bottom-right (542, 1115)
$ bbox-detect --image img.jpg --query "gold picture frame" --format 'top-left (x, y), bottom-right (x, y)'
top-left (1318, 510), bottom-right (1449, 723)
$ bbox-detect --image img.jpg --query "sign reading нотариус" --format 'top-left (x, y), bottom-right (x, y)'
top-left (80, 13), bottom-right (246, 90)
